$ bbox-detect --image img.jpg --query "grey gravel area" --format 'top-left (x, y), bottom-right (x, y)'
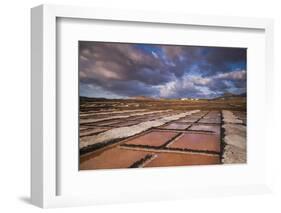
top-left (222, 110), bottom-right (246, 164)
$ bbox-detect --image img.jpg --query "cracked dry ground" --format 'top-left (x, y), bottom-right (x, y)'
top-left (79, 106), bottom-right (246, 170)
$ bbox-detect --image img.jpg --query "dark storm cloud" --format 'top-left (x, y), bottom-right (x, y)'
top-left (162, 45), bottom-right (246, 77)
top-left (79, 41), bottom-right (246, 99)
top-left (79, 42), bottom-right (172, 86)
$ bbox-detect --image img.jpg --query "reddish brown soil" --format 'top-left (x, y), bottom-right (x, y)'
top-left (124, 131), bottom-right (178, 147)
top-left (168, 133), bottom-right (220, 152)
top-left (144, 152), bottom-right (220, 167)
top-left (111, 120), bottom-right (141, 127)
top-left (80, 147), bottom-right (149, 170)
top-left (178, 117), bottom-right (200, 123)
top-left (80, 127), bottom-right (110, 137)
top-left (161, 122), bottom-right (191, 130)
top-left (198, 118), bottom-right (221, 124)
top-left (188, 124), bottom-right (221, 134)
top-left (94, 119), bottom-right (122, 126)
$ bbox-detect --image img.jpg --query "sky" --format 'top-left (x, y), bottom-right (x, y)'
top-left (79, 41), bottom-right (246, 99)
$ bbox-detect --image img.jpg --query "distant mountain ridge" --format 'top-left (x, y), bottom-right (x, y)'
top-left (130, 96), bottom-right (156, 100)
top-left (223, 92), bottom-right (246, 97)
top-left (213, 92), bottom-right (246, 100)
top-left (80, 96), bottom-right (108, 101)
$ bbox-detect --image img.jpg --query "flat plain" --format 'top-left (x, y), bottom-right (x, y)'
top-left (79, 96), bottom-right (246, 170)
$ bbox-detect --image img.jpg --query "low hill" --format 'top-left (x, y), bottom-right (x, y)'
top-left (80, 96), bottom-right (108, 102)
top-left (213, 92), bottom-right (246, 100)
top-left (130, 96), bottom-right (156, 100)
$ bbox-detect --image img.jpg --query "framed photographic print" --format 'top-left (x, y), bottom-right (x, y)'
top-left (31, 4), bottom-right (274, 208)
top-left (78, 41), bottom-right (247, 171)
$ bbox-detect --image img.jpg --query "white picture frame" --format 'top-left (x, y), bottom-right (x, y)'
top-left (31, 4), bottom-right (274, 208)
